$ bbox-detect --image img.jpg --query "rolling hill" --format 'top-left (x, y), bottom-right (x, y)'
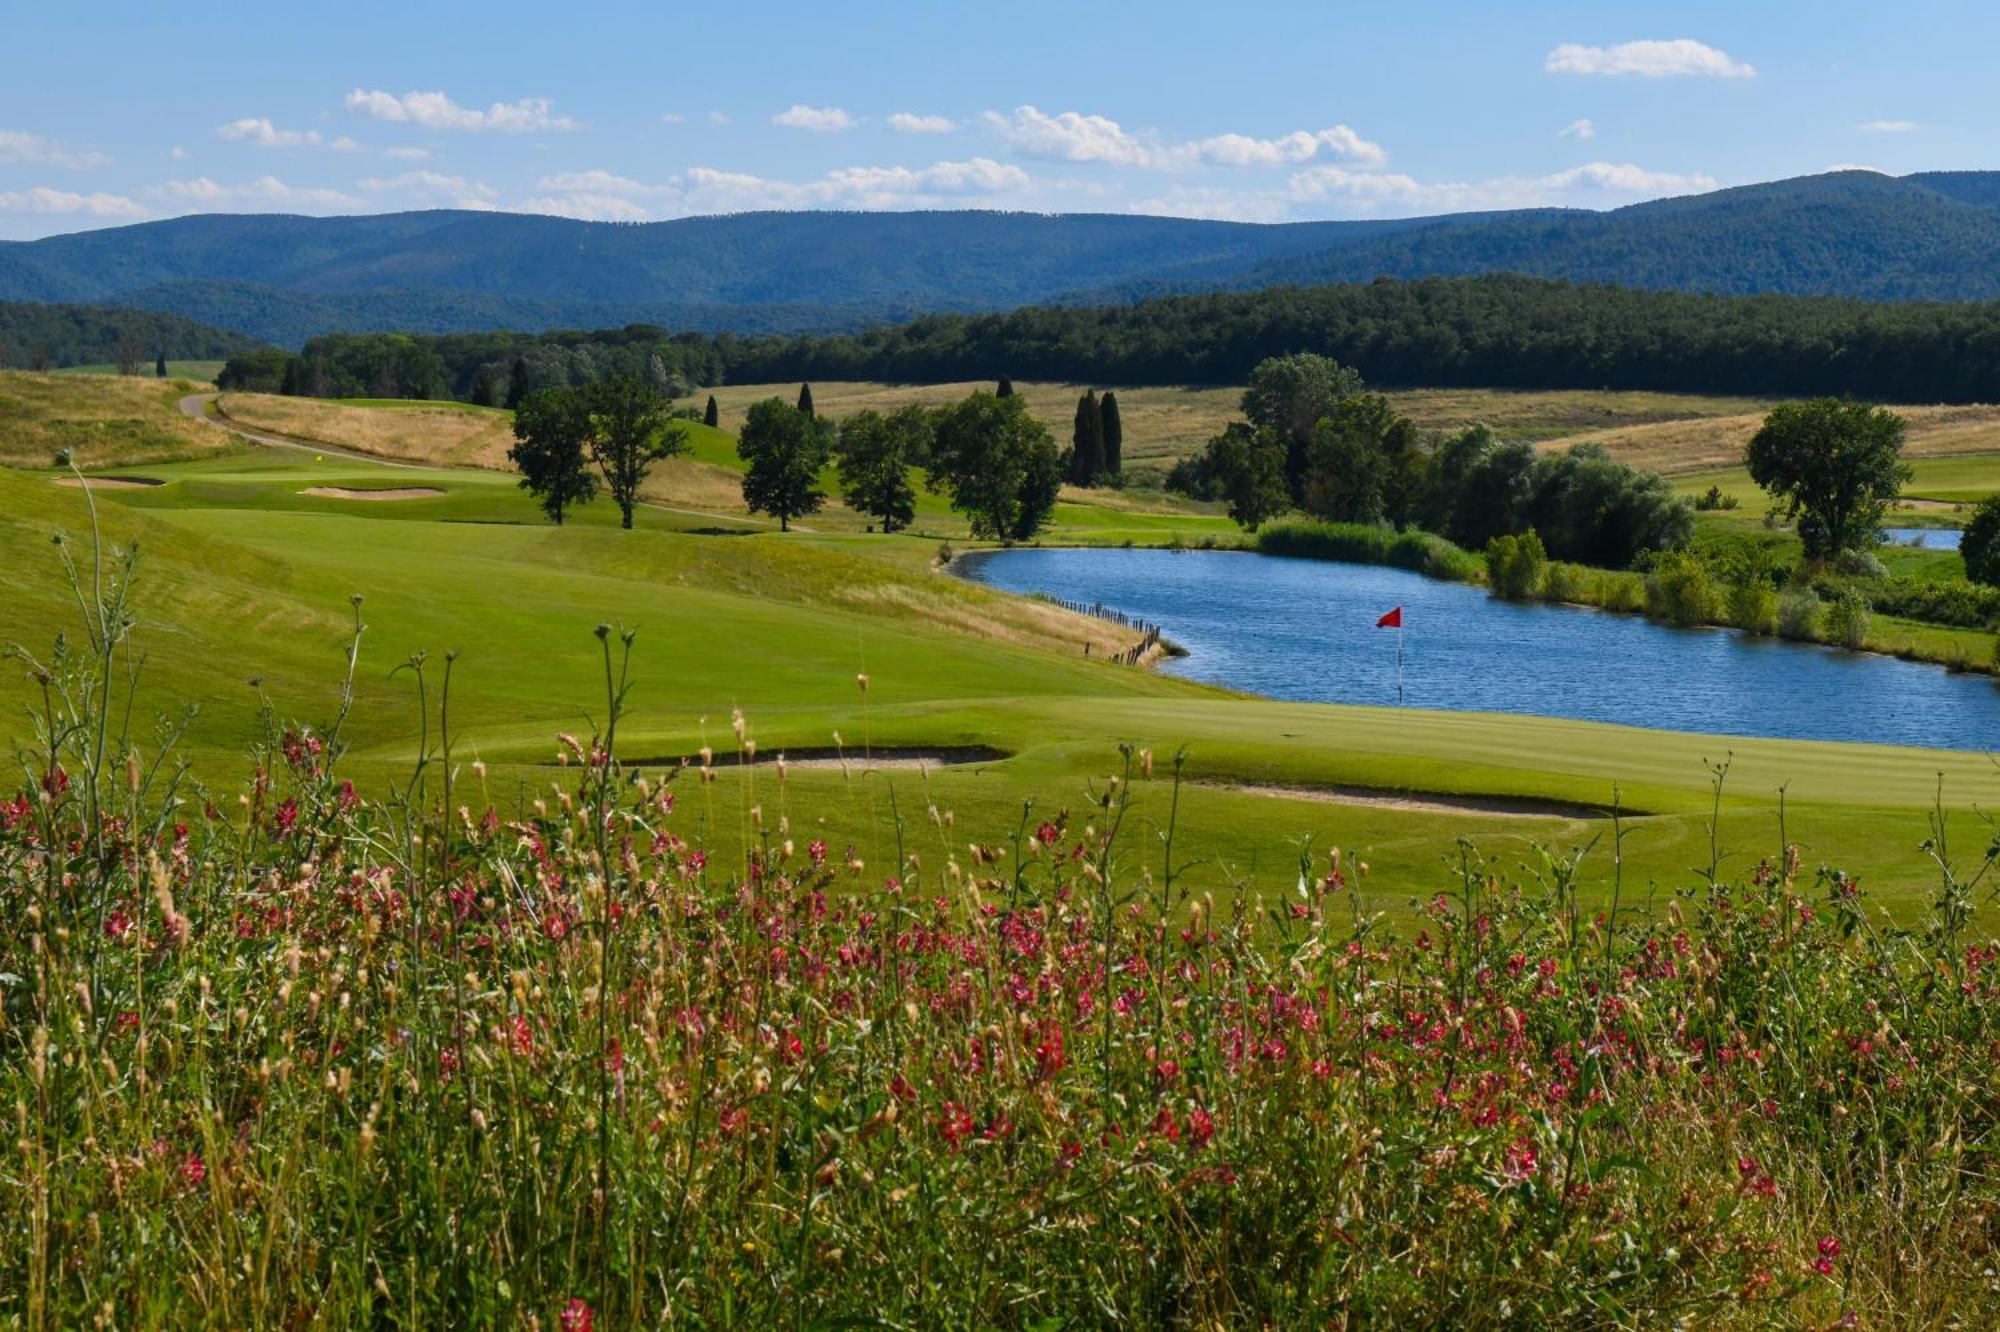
top-left (12, 170), bottom-right (2000, 344)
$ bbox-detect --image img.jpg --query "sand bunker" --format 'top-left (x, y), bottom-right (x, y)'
top-left (1208, 781), bottom-right (1618, 821)
top-left (612, 746), bottom-right (1008, 772)
top-left (302, 486), bottom-right (446, 501)
top-left (55, 475), bottom-right (163, 490)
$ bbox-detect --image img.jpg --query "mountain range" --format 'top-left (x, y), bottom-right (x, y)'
top-left (5, 169), bottom-right (2000, 346)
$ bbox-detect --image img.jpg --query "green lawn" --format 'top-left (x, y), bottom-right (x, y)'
top-left (7, 440), bottom-right (2000, 915)
top-left (54, 361), bottom-right (227, 383)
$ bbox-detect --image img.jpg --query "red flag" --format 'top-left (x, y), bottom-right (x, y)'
top-left (1376, 606), bottom-right (1403, 629)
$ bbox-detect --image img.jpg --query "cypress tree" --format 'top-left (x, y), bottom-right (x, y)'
top-left (155, 352), bottom-right (168, 379)
top-left (1099, 390), bottom-right (1123, 476)
top-left (506, 357), bottom-right (531, 410)
top-left (996, 376), bottom-right (1014, 397)
top-left (1070, 390), bottom-right (1104, 485)
top-left (797, 382), bottom-right (815, 418)
top-left (704, 394), bottom-right (720, 428)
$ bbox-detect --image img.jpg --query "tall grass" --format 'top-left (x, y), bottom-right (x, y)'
top-left (1256, 519), bottom-right (1482, 582)
top-left (7, 522), bottom-right (2000, 1326)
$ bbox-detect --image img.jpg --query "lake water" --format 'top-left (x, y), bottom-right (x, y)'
top-left (963, 548), bottom-right (2000, 751)
top-left (1882, 528), bottom-right (1963, 551)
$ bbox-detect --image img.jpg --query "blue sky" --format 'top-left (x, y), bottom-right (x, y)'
top-left (1, 0), bottom-right (1994, 239)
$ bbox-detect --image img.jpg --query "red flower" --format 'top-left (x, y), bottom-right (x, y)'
top-left (178, 1152), bottom-right (207, 1191)
top-left (560, 1298), bottom-right (595, 1332)
top-left (1187, 1107), bottom-right (1215, 1149)
top-left (939, 1102), bottom-right (975, 1151)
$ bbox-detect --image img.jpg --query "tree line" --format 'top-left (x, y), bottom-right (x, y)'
top-left (511, 377), bottom-right (1071, 540)
top-left (218, 272), bottom-right (2000, 411)
top-left (0, 301), bottom-right (259, 372)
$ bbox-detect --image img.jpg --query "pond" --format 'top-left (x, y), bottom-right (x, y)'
top-left (963, 548), bottom-right (2000, 751)
top-left (1882, 527), bottom-right (1962, 551)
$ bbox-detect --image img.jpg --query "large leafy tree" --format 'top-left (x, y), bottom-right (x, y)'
top-left (588, 376), bottom-right (686, 529)
top-left (1747, 399), bottom-right (1910, 559)
top-left (1198, 423), bottom-right (1290, 531)
top-left (834, 408), bottom-right (921, 532)
top-left (509, 387), bottom-right (599, 524)
top-left (929, 391), bottom-right (1062, 540)
top-left (1241, 353), bottom-right (1365, 496)
top-left (1961, 495), bottom-right (2000, 588)
top-left (1298, 393), bottom-right (1418, 525)
top-left (739, 397), bottom-right (833, 531)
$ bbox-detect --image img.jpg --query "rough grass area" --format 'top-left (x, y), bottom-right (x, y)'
top-left (1552, 403), bottom-right (2000, 477)
top-left (6, 603), bottom-right (2000, 1324)
top-left (0, 370), bottom-right (232, 469)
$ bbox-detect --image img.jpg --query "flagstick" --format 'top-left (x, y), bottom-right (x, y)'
top-left (1396, 622), bottom-right (1404, 706)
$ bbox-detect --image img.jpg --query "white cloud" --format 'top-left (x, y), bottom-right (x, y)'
top-left (0, 186), bottom-right (147, 218)
top-left (215, 118), bottom-right (321, 148)
top-left (1825, 163), bottom-right (1886, 175)
top-left (659, 112), bottom-right (686, 125)
top-left (150, 175), bottom-right (365, 210)
top-left (982, 106), bottom-right (1384, 170)
top-left (1545, 39), bottom-right (1755, 79)
top-left (707, 110), bottom-right (730, 126)
top-left (0, 129), bottom-right (110, 169)
top-left (514, 157), bottom-right (1034, 221)
top-left (983, 106), bottom-right (1153, 164)
top-left (1560, 118), bottom-right (1596, 140)
top-left (1285, 159), bottom-right (1716, 215)
top-left (517, 192), bottom-right (652, 222)
top-left (889, 112), bottom-right (956, 134)
top-left (358, 171), bottom-right (499, 207)
top-left (1858, 119), bottom-right (1918, 133)
top-left (169, 146), bottom-right (189, 161)
top-left (773, 104), bottom-right (856, 132)
top-left (345, 89), bottom-right (577, 133)
top-left (382, 146), bottom-right (431, 161)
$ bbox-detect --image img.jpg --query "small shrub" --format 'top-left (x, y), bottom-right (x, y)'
top-left (1540, 560), bottom-right (1586, 604)
top-left (1833, 548), bottom-right (1888, 579)
top-left (1693, 484), bottom-right (1739, 512)
top-left (1777, 587), bottom-right (1823, 640)
top-left (935, 540), bottom-right (954, 566)
top-left (1645, 551), bottom-right (1721, 627)
top-left (1256, 521), bottom-right (1479, 582)
top-left (1485, 529), bottom-right (1548, 601)
top-left (1964, 495), bottom-right (2000, 588)
top-left (1826, 588), bottom-right (1872, 649)
top-left (1596, 570), bottom-right (1648, 613)
top-left (1726, 578), bottom-right (1777, 634)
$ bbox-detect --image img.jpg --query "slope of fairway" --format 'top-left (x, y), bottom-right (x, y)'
top-left (9, 442), bottom-right (2000, 902)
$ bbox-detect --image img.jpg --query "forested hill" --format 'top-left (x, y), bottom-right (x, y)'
top-left (228, 274), bottom-right (2000, 407)
top-left (20, 169), bottom-right (2000, 345)
top-left (0, 301), bottom-right (262, 369)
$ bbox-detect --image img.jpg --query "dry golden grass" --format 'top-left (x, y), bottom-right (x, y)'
top-left (0, 370), bottom-right (230, 469)
top-left (1544, 402), bottom-right (2000, 475)
top-left (217, 394), bottom-right (518, 468)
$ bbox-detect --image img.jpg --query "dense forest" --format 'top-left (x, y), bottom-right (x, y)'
top-left (224, 274), bottom-right (2000, 406)
top-left (26, 171), bottom-right (2000, 343)
top-left (0, 301), bottom-right (261, 369)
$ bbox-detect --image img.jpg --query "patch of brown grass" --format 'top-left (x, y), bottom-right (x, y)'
top-left (1545, 402), bottom-right (2000, 475)
top-left (0, 370), bottom-right (228, 469)
top-left (217, 394), bottom-right (517, 467)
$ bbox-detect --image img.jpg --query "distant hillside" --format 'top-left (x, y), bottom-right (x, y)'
top-left (16, 170), bottom-right (2000, 344)
top-left (0, 301), bottom-right (262, 369)
top-left (1219, 172), bottom-right (2000, 301)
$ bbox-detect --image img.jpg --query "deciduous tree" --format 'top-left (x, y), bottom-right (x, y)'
top-left (929, 391), bottom-right (1062, 540)
top-left (509, 387), bottom-right (599, 525)
top-left (739, 397), bottom-right (832, 531)
top-left (834, 408), bottom-right (919, 532)
top-left (1241, 353), bottom-right (1364, 496)
top-left (1747, 399), bottom-right (1910, 559)
top-left (588, 376), bottom-right (686, 529)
